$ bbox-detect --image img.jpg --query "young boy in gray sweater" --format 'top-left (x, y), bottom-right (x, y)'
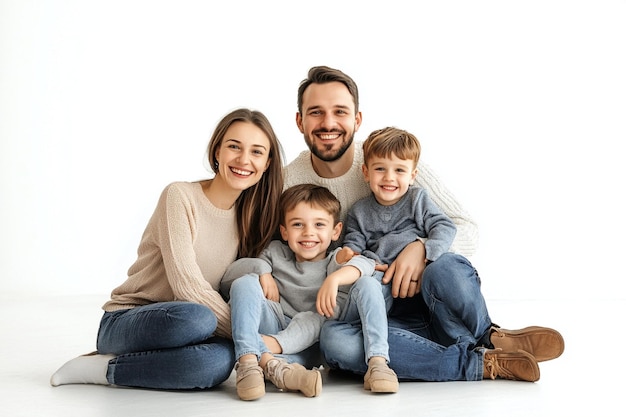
top-left (221, 183), bottom-right (398, 401)
top-left (343, 126), bottom-right (457, 290)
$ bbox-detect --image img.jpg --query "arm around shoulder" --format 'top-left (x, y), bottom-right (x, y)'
top-left (220, 257), bottom-right (272, 300)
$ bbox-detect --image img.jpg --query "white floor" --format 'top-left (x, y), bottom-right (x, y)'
top-left (1, 293), bottom-right (621, 417)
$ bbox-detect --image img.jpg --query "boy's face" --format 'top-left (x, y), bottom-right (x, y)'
top-left (362, 153), bottom-right (418, 206)
top-left (280, 202), bottom-right (342, 263)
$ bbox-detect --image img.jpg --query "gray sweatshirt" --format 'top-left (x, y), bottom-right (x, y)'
top-left (221, 240), bottom-right (375, 318)
top-left (344, 186), bottom-right (457, 265)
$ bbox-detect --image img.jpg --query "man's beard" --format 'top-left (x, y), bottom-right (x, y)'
top-left (307, 132), bottom-right (354, 162)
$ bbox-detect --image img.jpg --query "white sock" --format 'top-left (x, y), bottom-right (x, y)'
top-left (50, 351), bottom-right (115, 387)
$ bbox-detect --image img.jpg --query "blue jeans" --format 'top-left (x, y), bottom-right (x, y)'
top-left (334, 271), bottom-right (393, 363)
top-left (230, 274), bottom-right (284, 361)
top-left (97, 301), bottom-right (235, 389)
top-left (230, 273), bottom-right (391, 365)
top-left (229, 274), bottom-right (323, 365)
top-left (320, 253), bottom-right (492, 381)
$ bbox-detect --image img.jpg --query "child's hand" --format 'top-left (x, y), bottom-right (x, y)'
top-left (259, 273), bottom-right (279, 302)
top-left (316, 279), bottom-right (339, 318)
top-left (336, 247), bottom-right (357, 264)
top-left (338, 247), bottom-right (388, 274)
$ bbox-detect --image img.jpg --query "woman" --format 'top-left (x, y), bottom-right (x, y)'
top-left (50, 108), bottom-right (284, 390)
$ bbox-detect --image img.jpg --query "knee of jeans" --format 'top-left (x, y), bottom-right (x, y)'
top-left (352, 274), bottom-right (382, 295)
top-left (424, 253), bottom-right (472, 287)
top-left (229, 274), bottom-right (262, 299)
top-left (172, 303), bottom-right (218, 336)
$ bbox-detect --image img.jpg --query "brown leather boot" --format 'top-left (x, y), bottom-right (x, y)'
top-left (483, 348), bottom-right (540, 382)
top-left (235, 360), bottom-right (265, 401)
top-left (490, 326), bottom-right (564, 362)
top-left (264, 358), bottom-right (322, 397)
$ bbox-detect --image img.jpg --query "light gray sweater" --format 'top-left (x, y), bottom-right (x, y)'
top-left (221, 240), bottom-right (375, 318)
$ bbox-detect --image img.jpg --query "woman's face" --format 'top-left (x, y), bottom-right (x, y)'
top-left (215, 121), bottom-right (271, 192)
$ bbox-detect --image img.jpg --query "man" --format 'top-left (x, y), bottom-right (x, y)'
top-left (284, 66), bottom-right (564, 382)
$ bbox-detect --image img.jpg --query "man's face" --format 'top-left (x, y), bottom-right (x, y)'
top-left (296, 82), bottom-right (362, 162)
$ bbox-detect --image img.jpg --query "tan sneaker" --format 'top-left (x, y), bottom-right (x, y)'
top-left (483, 348), bottom-right (540, 382)
top-left (264, 358), bottom-right (322, 397)
top-left (491, 326), bottom-right (564, 362)
top-left (235, 360), bottom-right (265, 401)
top-left (364, 362), bottom-right (399, 393)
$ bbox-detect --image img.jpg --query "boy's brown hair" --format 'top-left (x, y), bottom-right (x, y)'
top-left (279, 184), bottom-right (341, 226)
top-left (362, 127), bottom-right (422, 168)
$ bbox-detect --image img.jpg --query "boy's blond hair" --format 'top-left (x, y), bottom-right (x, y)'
top-left (362, 127), bottom-right (421, 167)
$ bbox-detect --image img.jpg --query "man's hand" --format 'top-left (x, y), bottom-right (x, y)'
top-left (382, 240), bottom-right (426, 298)
top-left (259, 273), bottom-right (279, 302)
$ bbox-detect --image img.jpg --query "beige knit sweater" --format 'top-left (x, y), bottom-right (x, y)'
top-left (103, 181), bottom-right (236, 338)
top-left (284, 144), bottom-right (479, 257)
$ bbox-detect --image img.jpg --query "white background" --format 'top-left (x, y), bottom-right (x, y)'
top-left (1, 0), bottom-right (624, 301)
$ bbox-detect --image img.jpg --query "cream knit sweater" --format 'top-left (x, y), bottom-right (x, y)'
top-left (284, 144), bottom-right (479, 257)
top-left (103, 181), bottom-right (236, 338)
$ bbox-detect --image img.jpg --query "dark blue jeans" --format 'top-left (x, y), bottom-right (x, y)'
top-left (320, 253), bottom-right (492, 381)
top-left (97, 301), bottom-right (235, 389)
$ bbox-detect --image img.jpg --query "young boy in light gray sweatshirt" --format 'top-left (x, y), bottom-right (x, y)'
top-left (221, 183), bottom-right (398, 401)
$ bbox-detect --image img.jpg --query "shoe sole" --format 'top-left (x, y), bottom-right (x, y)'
top-left (367, 380), bottom-right (399, 393)
top-left (492, 326), bottom-right (565, 362)
top-left (237, 385), bottom-right (265, 401)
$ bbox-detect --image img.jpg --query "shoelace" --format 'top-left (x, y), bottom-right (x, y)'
top-left (491, 327), bottom-right (505, 338)
top-left (484, 353), bottom-right (515, 380)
